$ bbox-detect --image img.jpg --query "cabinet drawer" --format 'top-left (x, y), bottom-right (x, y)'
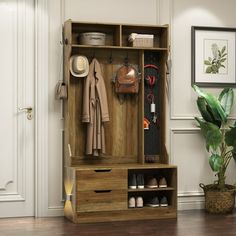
top-left (76, 168), bottom-right (127, 190)
top-left (77, 189), bottom-right (127, 212)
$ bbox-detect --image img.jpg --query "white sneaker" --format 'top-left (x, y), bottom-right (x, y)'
top-left (128, 197), bottom-right (135, 208)
top-left (136, 196), bottom-right (143, 208)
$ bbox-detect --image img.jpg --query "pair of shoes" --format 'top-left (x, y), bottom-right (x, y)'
top-left (128, 174), bottom-right (144, 189)
top-left (160, 196), bottom-right (168, 207)
top-left (146, 196), bottom-right (159, 207)
top-left (159, 177), bottom-right (167, 188)
top-left (145, 177), bottom-right (167, 188)
top-left (128, 196), bottom-right (143, 208)
top-left (146, 196), bottom-right (168, 207)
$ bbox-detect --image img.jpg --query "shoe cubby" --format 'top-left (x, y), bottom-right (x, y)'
top-left (128, 168), bottom-right (177, 189)
top-left (127, 167), bottom-right (177, 211)
top-left (63, 20), bottom-right (177, 223)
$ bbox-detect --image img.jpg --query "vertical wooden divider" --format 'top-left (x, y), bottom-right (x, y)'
top-left (138, 50), bottom-right (144, 164)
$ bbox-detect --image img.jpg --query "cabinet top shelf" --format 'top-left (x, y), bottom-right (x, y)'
top-left (71, 44), bottom-right (169, 51)
top-left (68, 162), bottom-right (177, 170)
top-left (68, 19), bottom-right (169, 29)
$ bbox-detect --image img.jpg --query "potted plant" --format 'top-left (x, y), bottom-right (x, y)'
top-left (193, 85), bottom-right (236, 213)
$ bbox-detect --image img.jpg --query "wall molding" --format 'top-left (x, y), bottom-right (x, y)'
top-left (0, 194), bottom-right (25, 202)
top-left (156, 0), bottom-right (161, 24)
top-left (170, 128), bottom-right (205, 210)
top-left (47, 206), bottom-right (64, 217)
top-left (178, 196), bottom-right (204, 210)
top-left (178, 191), bottom-right (203, 197)
top-left (170, 115), bottom-right (236, 120)
top-left (169, 128), bottom-right (200, 163)
top-left (35, 0), bottom-right (49, 217)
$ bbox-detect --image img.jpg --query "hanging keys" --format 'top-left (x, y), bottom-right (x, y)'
top-left (152, 113), bottom-right (157, 123)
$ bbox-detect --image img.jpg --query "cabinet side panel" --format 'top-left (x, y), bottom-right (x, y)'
top-left (63, 20), bottom-right (72, 167)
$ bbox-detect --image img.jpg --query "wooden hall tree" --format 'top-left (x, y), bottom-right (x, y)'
top-left (63, 20), bottom-right (177, 223)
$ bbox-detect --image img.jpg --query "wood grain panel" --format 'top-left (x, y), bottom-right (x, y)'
top-left (76, 168), bottom-right (127, 190)
top-left (68, 48), bottom-right (140, 164)
top-left (77, 189), bottom-right (127, 212)
top-left (76, 207), bottom-right (176, 223)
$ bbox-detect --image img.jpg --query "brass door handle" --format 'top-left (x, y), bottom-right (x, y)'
top-left (18, 107), bottom-right (33, 120)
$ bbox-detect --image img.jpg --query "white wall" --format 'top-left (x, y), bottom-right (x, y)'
top-left (47, 0), bottom-right (236, 215)
top-left (64, 0), bottom-right (158, 24)
top-left (170, 0), bottom-right (236, 210)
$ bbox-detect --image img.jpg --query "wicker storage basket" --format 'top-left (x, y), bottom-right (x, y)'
top-left (128, 33), bottom-right (154, 48)
top-left (200, 183), bottom-right (236, 214)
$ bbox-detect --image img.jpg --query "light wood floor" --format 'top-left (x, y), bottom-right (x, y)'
top-left (0, 210), bottom-right (236, 236)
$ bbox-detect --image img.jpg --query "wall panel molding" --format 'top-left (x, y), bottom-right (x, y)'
top-left (35, 0), bottom-right (49, 217)
top-left (178, 196), bottom-right (204, 210)
top-left (170, 128), bottom-right (206, 210)
top-left (170, 128), bottom-right (200, 163)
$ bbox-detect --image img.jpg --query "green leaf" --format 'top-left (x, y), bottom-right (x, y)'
top-left (218, 88), bottom-right (234, 116)
top-left (218, 50), bottom-right (221, 57)
top-left (221, 64), bottom-right (225, 68)
top-left (192, 85), bottom-right (227, 123)
top-left (195, 117), bottom-right (222, 151)
top-left (204, 60), bottom-right (211, 65)
top-left (212, 65), bottom-right (218, 73)
top-left (206, 105), bottom-right (221, 127)
top-left (221, 53), bottom-right (227, 58)
top-left (221, 46), bottom-right (226, 54)
top-left (197, 97), bottom-right (214, 123)
top-left (205, 66), bottom-right (212, 73)
top-left (220, 58), bottom-right (227, 63)
top-left (209, 154), bottom-right (223, 172)
top-left (225, 126), bottom-right (236, 147)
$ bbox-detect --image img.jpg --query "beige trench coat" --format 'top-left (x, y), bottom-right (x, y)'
top-left (82, 58), bottom-right (109, 156)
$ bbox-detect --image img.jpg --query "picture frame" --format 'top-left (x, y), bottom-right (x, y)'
top-left (191, 26), bottom-right (236, 87)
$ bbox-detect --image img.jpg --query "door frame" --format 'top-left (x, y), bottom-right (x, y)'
top-left (35, 0), bottom-right (49, 217)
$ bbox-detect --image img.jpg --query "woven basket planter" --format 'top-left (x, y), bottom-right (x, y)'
top-left (200, 183), bottom-right (236, 214)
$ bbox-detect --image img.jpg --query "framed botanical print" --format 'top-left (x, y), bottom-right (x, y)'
top-left (191, 26), bottom-right (236, 87)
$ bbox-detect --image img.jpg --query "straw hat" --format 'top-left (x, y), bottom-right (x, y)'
top-left (69, 55), bottom-right (89, 77)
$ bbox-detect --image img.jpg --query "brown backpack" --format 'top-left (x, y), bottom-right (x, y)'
top-left (115, 65), bottom-right (139, 94)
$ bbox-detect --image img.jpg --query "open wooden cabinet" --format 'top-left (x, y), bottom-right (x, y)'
top-left (63, 20), bottom-right (177, 223)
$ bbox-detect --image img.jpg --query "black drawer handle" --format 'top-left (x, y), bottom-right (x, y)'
top-left (94, 169), bottom-right (112, 172)
top-left (94, 190), bottom-right (112, 193)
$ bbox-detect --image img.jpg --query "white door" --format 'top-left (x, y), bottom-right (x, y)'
top-left (0, 0), bottom-right (35, 217)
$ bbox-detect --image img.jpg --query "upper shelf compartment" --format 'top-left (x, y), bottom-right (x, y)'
top-left (64, 20), bottom-right (169, 50)
top-left (70, 21), bottom-right (121, 47)
top-left (121, 24), bottom-right (168, 49)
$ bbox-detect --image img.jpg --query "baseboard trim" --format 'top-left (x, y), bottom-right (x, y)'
top-left (178, 196), bottom-right (205, 211)
top-left (46, 206), bottom-right (64, 217)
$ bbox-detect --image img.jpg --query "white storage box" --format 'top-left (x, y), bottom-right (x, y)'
top-left (128, 33), bottom-right (154, 48)
top-left (79, 32), bottom-right (106, 46)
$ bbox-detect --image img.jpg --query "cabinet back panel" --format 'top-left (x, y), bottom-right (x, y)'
top-left (68, 50), bottom-right (141, 164)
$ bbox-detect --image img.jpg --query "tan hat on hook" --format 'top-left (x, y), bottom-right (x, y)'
top-left (69, 55), bottom-right (89, 77)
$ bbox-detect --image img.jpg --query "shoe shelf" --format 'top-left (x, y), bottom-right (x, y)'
top-left (128, 187), bottom-right (175, 192)
top-left (63, 20), bottom-right (177, 223)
